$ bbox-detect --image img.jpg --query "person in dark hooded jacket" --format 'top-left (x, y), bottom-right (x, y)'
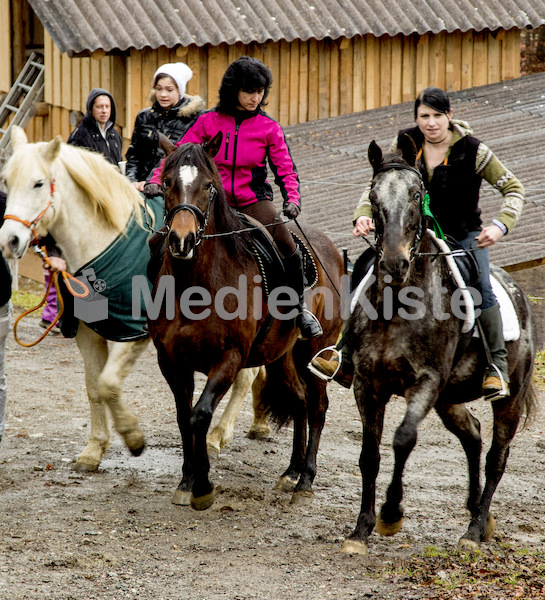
top-left (67, 88), bottom-right (123, 166)
top-left (125, 62), bottom-right (205, 191)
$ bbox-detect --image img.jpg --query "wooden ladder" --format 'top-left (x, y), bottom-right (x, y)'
top-left (0, 52), bottom-right (45, 150)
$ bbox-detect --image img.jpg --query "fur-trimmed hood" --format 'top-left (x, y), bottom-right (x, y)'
top-left (148, 92), bottom-right (206, 118)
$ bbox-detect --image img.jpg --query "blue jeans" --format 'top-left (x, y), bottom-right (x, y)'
top-left (457, 231), bottom-right (497, 311)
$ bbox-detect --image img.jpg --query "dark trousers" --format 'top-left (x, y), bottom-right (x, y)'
top-left (238, 201), bottom-right (296, 258)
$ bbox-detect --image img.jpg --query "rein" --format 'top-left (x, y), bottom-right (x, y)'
top-left (13, 248), bottom-right (90, 347)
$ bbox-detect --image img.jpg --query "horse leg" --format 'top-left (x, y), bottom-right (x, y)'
top-left (290, 373), bottom-right (329, 506)
top-left (434, 402), bottom-right (482, 517)
top-left (341, 378), bottom-right (386, 555)
top-left (247, 365), bottom-right (270, 440)
top-left (206, 367), bottom-right (260, 458)
top-left (96, 337), bottom-right (148, 456)
top-left (459, 401), bottom-right (522, 550)
top-left (154, 346), bottom-right (196, 507)
top-left (74, 326), bottom-right (110, 471)
top-left (264, 356), bottom-right (307, 493)
top-left (190, 357), bottom-right (242, 510)
top-left (377, 378), bottom-right (438, 537)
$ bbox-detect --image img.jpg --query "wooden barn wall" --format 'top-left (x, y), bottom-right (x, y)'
top-left (23, 28), bottom-right (521, 144)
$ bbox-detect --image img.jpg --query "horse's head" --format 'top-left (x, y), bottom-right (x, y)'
top-left (368, 135), bottom-right (425, 285)
top-left (160, 132), bottom-right (223, 260)
top-left (0, 126), bottom-right (62, 258)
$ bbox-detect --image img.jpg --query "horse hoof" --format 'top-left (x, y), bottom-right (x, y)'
top-left (206, 442), bottom-right (221, 459)
top-left (190, 489), bottom-right (215, 511)
top-left (129, 442), bottom-right (145, 457)
top-left (247, 426), bottom-right (270, 440)
top-left (458, 537), bottom-right (480, 551)
top-left (123, 430), bottom-right (145, 456)
top-left (290, 490), bottom-right (314, 506)
top-left (483, 514), bottom-right (497, 541)
top-left (274, 475), bottom-right (297, 492)
top-left (375, 515), bottom-right (403, 536)
top-left (171, 489), bottom-right (191, 506)
top-left (73, 458), bottom-right (99, 473)
top-left (341, 539), bottom-right (368, 555)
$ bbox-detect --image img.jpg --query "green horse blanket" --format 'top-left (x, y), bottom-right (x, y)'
top-left (60, 196), bottom-right (163, 342)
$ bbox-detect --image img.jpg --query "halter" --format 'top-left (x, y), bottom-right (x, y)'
top-left (164, 185), bottom-right (217, 246)
top-left (3, 179), bottom-right (56, 247)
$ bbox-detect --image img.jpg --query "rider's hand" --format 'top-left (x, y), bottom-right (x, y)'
top-left (476, 224), bottom-right (504, 248)
top-left (45, 256), bottom-right (67, 273)
top-left (353, 216), bottom-right (375, 237)
top-left (143, 183), bottom-right (163, 198)
top-left (133, 181), bottom-right (146, 192)
top-left (283, 202), bottom-right (301, 219)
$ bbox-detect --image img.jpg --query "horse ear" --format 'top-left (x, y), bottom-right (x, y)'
top-left (368, 140), bottom-right (383, 175)
top-left (10, 125), bottom-right (28, 151)
top-left (158, 132), bottom-right (176, 156)
top-left (397, 133), bottom-right (417, 167)
top-left (40, 136), bottom-right (62, 163)
top-left (203, 132), bottom-right (223, 159)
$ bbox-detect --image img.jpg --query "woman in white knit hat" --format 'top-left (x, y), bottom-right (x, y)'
top-left (125, 62), bottom-right (205, 191)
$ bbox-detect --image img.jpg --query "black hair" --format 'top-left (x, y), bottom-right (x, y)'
top-left (414, 87), bottom-right (451, 119)
top-left (216, 56), bottom-right (272, 115)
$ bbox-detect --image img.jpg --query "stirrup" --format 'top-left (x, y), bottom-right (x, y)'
top-left (307, 345), bottom-right (342, 381)
top-left (482, 364), bottom-right (510, 401)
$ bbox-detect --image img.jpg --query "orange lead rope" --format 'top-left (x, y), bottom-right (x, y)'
top-left (13, 248), bottom-right (90, 347)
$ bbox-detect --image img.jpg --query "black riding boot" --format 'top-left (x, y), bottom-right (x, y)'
top-left (309, 319), bottom-right (354, 388)
top-left (283, 245), bottom-right (323, 339)
top-left (479, 304), bottom-right (510, 400)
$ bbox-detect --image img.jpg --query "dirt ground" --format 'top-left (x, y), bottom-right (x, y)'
top-left (1, 285), bottom-right (544, 600)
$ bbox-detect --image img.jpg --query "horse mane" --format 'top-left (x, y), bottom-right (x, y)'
top-left (163, 143), bottom-right (254, 264)
top-left (5, 142), bottom-right (143, 233)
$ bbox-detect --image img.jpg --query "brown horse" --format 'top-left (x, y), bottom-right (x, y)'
top-left (147, 134), bottom-right (344, 510)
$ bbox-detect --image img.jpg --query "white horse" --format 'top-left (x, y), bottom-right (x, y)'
top-left (0, 126), bottom-right (269, 472)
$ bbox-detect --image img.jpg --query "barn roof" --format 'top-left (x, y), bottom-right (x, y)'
top-left (281, 71), bottom-right (545, 270)
top-left (28, 0), bottom-right (545, 56)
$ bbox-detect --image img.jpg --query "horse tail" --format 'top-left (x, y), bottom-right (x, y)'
top-left (519, 384), bottom-right (538, 430)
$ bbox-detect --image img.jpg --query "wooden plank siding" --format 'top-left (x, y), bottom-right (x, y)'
top-left (22, 29), bottom-right (522, 144)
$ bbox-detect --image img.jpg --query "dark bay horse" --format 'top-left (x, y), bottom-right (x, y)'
top-left (341, 137), bottom-right (536, 554)
top-left (147, 134), bottom-right (344, 510)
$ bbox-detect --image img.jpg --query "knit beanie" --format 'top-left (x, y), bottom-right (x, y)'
top-left (153, 63), bottom-right (193, 97)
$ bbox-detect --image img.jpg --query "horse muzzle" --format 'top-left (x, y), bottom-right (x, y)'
top-left (0, 226), bottom-right (30, 259)
top-left (378, 250), bottom-right (410, 285)
top-left (167, 229), bottom-right (196, 260)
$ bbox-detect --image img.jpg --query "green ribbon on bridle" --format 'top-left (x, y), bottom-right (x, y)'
top-left (421, 193), bottom-right (445, 240)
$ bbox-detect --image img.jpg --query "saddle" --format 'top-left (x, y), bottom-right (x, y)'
top-left (236, 212), bottom-right (318, 300)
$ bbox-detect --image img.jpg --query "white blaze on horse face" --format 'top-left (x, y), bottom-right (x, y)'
top-left (178, 165), bottom-right (199, 196)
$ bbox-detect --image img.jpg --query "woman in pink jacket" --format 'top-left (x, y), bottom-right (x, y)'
top-left (147, 56), bottom-right (322, 339)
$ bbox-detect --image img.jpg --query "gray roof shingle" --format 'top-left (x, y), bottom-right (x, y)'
top-left (281, 72), bottom-right (545, 269)
top-left (28, 0), bottom-right (545, 55)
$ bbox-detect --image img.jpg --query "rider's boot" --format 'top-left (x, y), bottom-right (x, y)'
top-left (479, 304), bottom-right (510, 401)
top-left (283, 245), bottom-right (323, 339)
top-left (309, 320), bottom-right (354, 388)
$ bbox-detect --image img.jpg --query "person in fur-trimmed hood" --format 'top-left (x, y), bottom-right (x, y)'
top-left (67, 88), bottom-right (123, 166)
top-left (125, 62), bottom-right (205, 191)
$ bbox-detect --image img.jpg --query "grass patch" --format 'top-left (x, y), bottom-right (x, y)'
top-left (11, 289), bottom-right (43, 311)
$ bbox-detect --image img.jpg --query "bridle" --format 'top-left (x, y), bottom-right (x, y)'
top-left (371, 163), bottom-right (428, 261)
top-left (3, 179), bottom-right (56, 248)
top-left (163, 184), bottom-right (218, 246)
